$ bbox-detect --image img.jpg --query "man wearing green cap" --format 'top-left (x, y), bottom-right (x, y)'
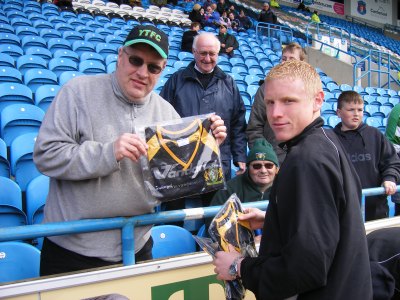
top-left (34, 25), bottom-right (227, 276)
top-left (209, 138), bottom-right (278, 207)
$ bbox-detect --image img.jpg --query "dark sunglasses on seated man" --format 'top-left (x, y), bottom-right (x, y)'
top-left (250, 162), bottom-right (275, 170)
top-left (122, 47), bottom-right (164, 75)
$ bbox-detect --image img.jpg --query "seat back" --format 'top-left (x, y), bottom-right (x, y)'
top-left (26, 174), bottom-right (49, 225)
top-left (10, 132), bottom-right (41, 191)
top-left (1, 103), bottom-right (44, 146)
top-left (151, 225), bottom-right (196, 259)
top-left (0, 82), bottom-right (33, 115)
top-left (34, 84), bottom-right (60, 112)
top-left (0, 242), bottom-right (40, 283)
top-left (23, 68), bottom-right (58, 93)
top-left (0, 138), bottom-right (10, 178)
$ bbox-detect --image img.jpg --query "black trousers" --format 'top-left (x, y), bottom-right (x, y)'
top-left (40, 237), bottom-right (153, 276)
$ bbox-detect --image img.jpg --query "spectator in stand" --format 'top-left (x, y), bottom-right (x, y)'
top-left (160, 32), bottom-right (247, 182)
top-left (219, 10), bottom-right (231, 28)
top-left (209, 138), bottom-right (278, 210)
top-left (189, 3), bottom-right (203, 24)
top-left (202, 0), bottom-right (213, 10)
top-left (246, 42), bottom-right (306, 163)
top-left (238, 9), bottom-right (252, 30)
top-left (205, 138), bottom-right (279, 238)
top-left (216, 0), bottom-right (228, 15)
top-left (258, 2), bottom-right (277, 24)
top-left (217, 22), bottom-right (239, 58)
top-left (202, 5), bottom-right (220, 28)
top-left (181, 22), bottom-right (200, 53)
top-left (311, 10), bottom-right (321, 23)
top-left (228, 11), bottom-right (244, 32)
top-left (386, 103), bottom-right (400, 216)
top-left (33, 25), bottom-right (227, 276)
top-left (53, 0), bottom-right (73, 8)
top-left (297, 0), bottom-right (310, 12)
top-left (228, 4), bottom-right (238, 16)
top-left (270, 0), bottom-right (280, 8)
top-left (212, 60), bottom-right (373, 300)
top-left (333, 91), bottom-right (400, 221)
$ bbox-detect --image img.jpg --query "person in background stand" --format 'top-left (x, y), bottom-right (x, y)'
top-left (246, 42), bottom-right (306, 164)
top-left (181, 22), bottom-right (200, 53)
top-left (384, 103), bottom-right (400, 216)
top-left (258, 2), bottom-right (277, 24)
top-left (311, 10), bottom-right (321, 23)
top-left (217, 22), bottom-right (239, 58)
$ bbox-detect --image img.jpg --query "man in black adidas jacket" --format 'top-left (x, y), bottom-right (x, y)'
top-left (213, 60), bottom-right (372, 299)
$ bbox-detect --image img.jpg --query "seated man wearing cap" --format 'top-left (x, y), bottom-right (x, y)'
top-left (216, 22), bottom-right (239, 58)
top-left (210, 138), bottom-right (278, 206)
top-left (205, 138), bottom-right (278, 236)
top-left (33, 25), bottom-right (227, 276)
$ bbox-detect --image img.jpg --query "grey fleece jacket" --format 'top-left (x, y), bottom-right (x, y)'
top-left (33, 73), bottom-right (180, 262)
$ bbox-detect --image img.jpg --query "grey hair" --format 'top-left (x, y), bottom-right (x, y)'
top-left (192, 32), bottom-right (221, 51)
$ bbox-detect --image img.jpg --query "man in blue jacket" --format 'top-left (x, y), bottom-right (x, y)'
top-left (160, 32), bottom-right (247, 181)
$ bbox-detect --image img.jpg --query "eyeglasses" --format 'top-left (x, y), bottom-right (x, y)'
top-left (251, 162), bottom-right (275, 170)
top-left (195, 50), bottom-right (218, 58)
top-left (122, 47), bottom-right (163, 75)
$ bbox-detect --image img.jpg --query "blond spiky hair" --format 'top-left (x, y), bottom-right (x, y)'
top-left (266, 60), bottom-right (323, 100)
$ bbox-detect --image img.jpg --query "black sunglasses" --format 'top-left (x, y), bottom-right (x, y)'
top-left (251, 162), bottom-right (275, 170)
top-left (122, 47), bottom-right (163, 75)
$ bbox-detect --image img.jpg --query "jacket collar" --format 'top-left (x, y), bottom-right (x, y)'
top-left (279, 117), bottom-right (324, 150)
top-left (182, 61), bottom-right (227, 81)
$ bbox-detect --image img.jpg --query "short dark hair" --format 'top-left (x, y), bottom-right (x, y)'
top-left (191, 22), bottom-right (200, 29)
top-left (337, 91), bottom-right (363, 109)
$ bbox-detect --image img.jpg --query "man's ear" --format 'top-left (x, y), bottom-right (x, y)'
top-left (313, 90), bottom-right (324, 112)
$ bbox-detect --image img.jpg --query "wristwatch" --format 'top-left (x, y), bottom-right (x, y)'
top-left (229, 256), bottom-right (243, 280)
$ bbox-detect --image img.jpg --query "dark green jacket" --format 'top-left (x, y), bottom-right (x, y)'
top-left (210, 170), bottom-right (270, 207)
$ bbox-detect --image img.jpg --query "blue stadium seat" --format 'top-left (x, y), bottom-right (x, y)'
top-left (0, 44), bottom-right (23, 58)
top-left (34, 84), bottom-right (60, 112)
top-left (0, 138), bottom-right (9, 178)
top-left (107, 62), bottom-right (116, 74)
top-left (0, 82), bottom-right (33, 115)
top-left (231, 66), bottom-right (248, 77)
top-left (95, 43), bottom-right (118, 59)
top-left (26, 174), bottom-right (49, 225)
top-left (72, 40), bottom-right (95, 56)
top-left (53, 49), bottom-right (79, 63)
top-left (0, 242), bottom-right (40, 283)
top-left (62, 30), bottom-right (84, 43)
top-left (48, 57), bottom-right (78, 77)
top-left (54, 23), bottom-right (74, 33)
top-left (27, 12), bottom-right (47, 23)
top-left (47, 38), bottom-right (72, 54)
top-left (80, 52), bottom-right (105, 64)
top-left (151, 225), bottom-right (197, 259)
top-left (16, 54), bottom-right (47, 76)
top-left (0, 103), bottom-right (44, 147)
top-left (173, 60), bottom-right (190, 70)
top-left (58, 71), bottom-right (85, 86)
top-left (339, 83), bottom-right (352, 92)
top-left (178, 51), bottom-right (194, 61)
top-left (20, 35), bottom-right (47, 51)
top-left (39, 28), bottom-right (61, 41)
top-left (76, 25), bottom-right (95, 35)
top-left (0, 23), bottom-right (14, 34)
top-left (365, 104), bottom-right (380, 116)
top-left (0, 177), bottom-right (26, 228)
top-left (0, 33), bottom-right (20, 46)
top-left (365, 116), bottom-right (383, 128)
top-left (105, 54), bottom-right (118, 66)
top-left (84, 32), bottom-right (105, 44)
top-left (0, 66), bottom-right (22, 84)
top-left (23, 68), bottom-right (58, 93)
top-left (15, 26), bottom-right (39, 38)
top-left (10, 132), bottom-right (41, 191)
top-left (60, 11), bottom-right (76, 20)
top-left (32, 20), bottom-right (54, 30)
top-left (24, 46), bottom-right (52, 61)
top-left (327, 115), bottom-right (341, 128)
top-left (78, 60), bottom-right (106, 74)
top-left (95, 28), bottom-right (113, 37)
top-left (48, 16), bottom-right (66, 25)
top-left (0, 53), bottom-right (15, 68)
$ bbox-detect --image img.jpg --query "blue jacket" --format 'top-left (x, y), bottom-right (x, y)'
top-left (160, 62), bottom-right (247, 163)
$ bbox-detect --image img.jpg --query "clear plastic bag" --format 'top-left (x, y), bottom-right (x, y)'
top-left (194, 194), bottom-right (258, 300)
top-left (136, 114), bottom-right (226, 203)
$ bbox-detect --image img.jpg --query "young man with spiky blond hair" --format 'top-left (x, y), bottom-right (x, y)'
top-left (213, 60), bottom-right (372, 299)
